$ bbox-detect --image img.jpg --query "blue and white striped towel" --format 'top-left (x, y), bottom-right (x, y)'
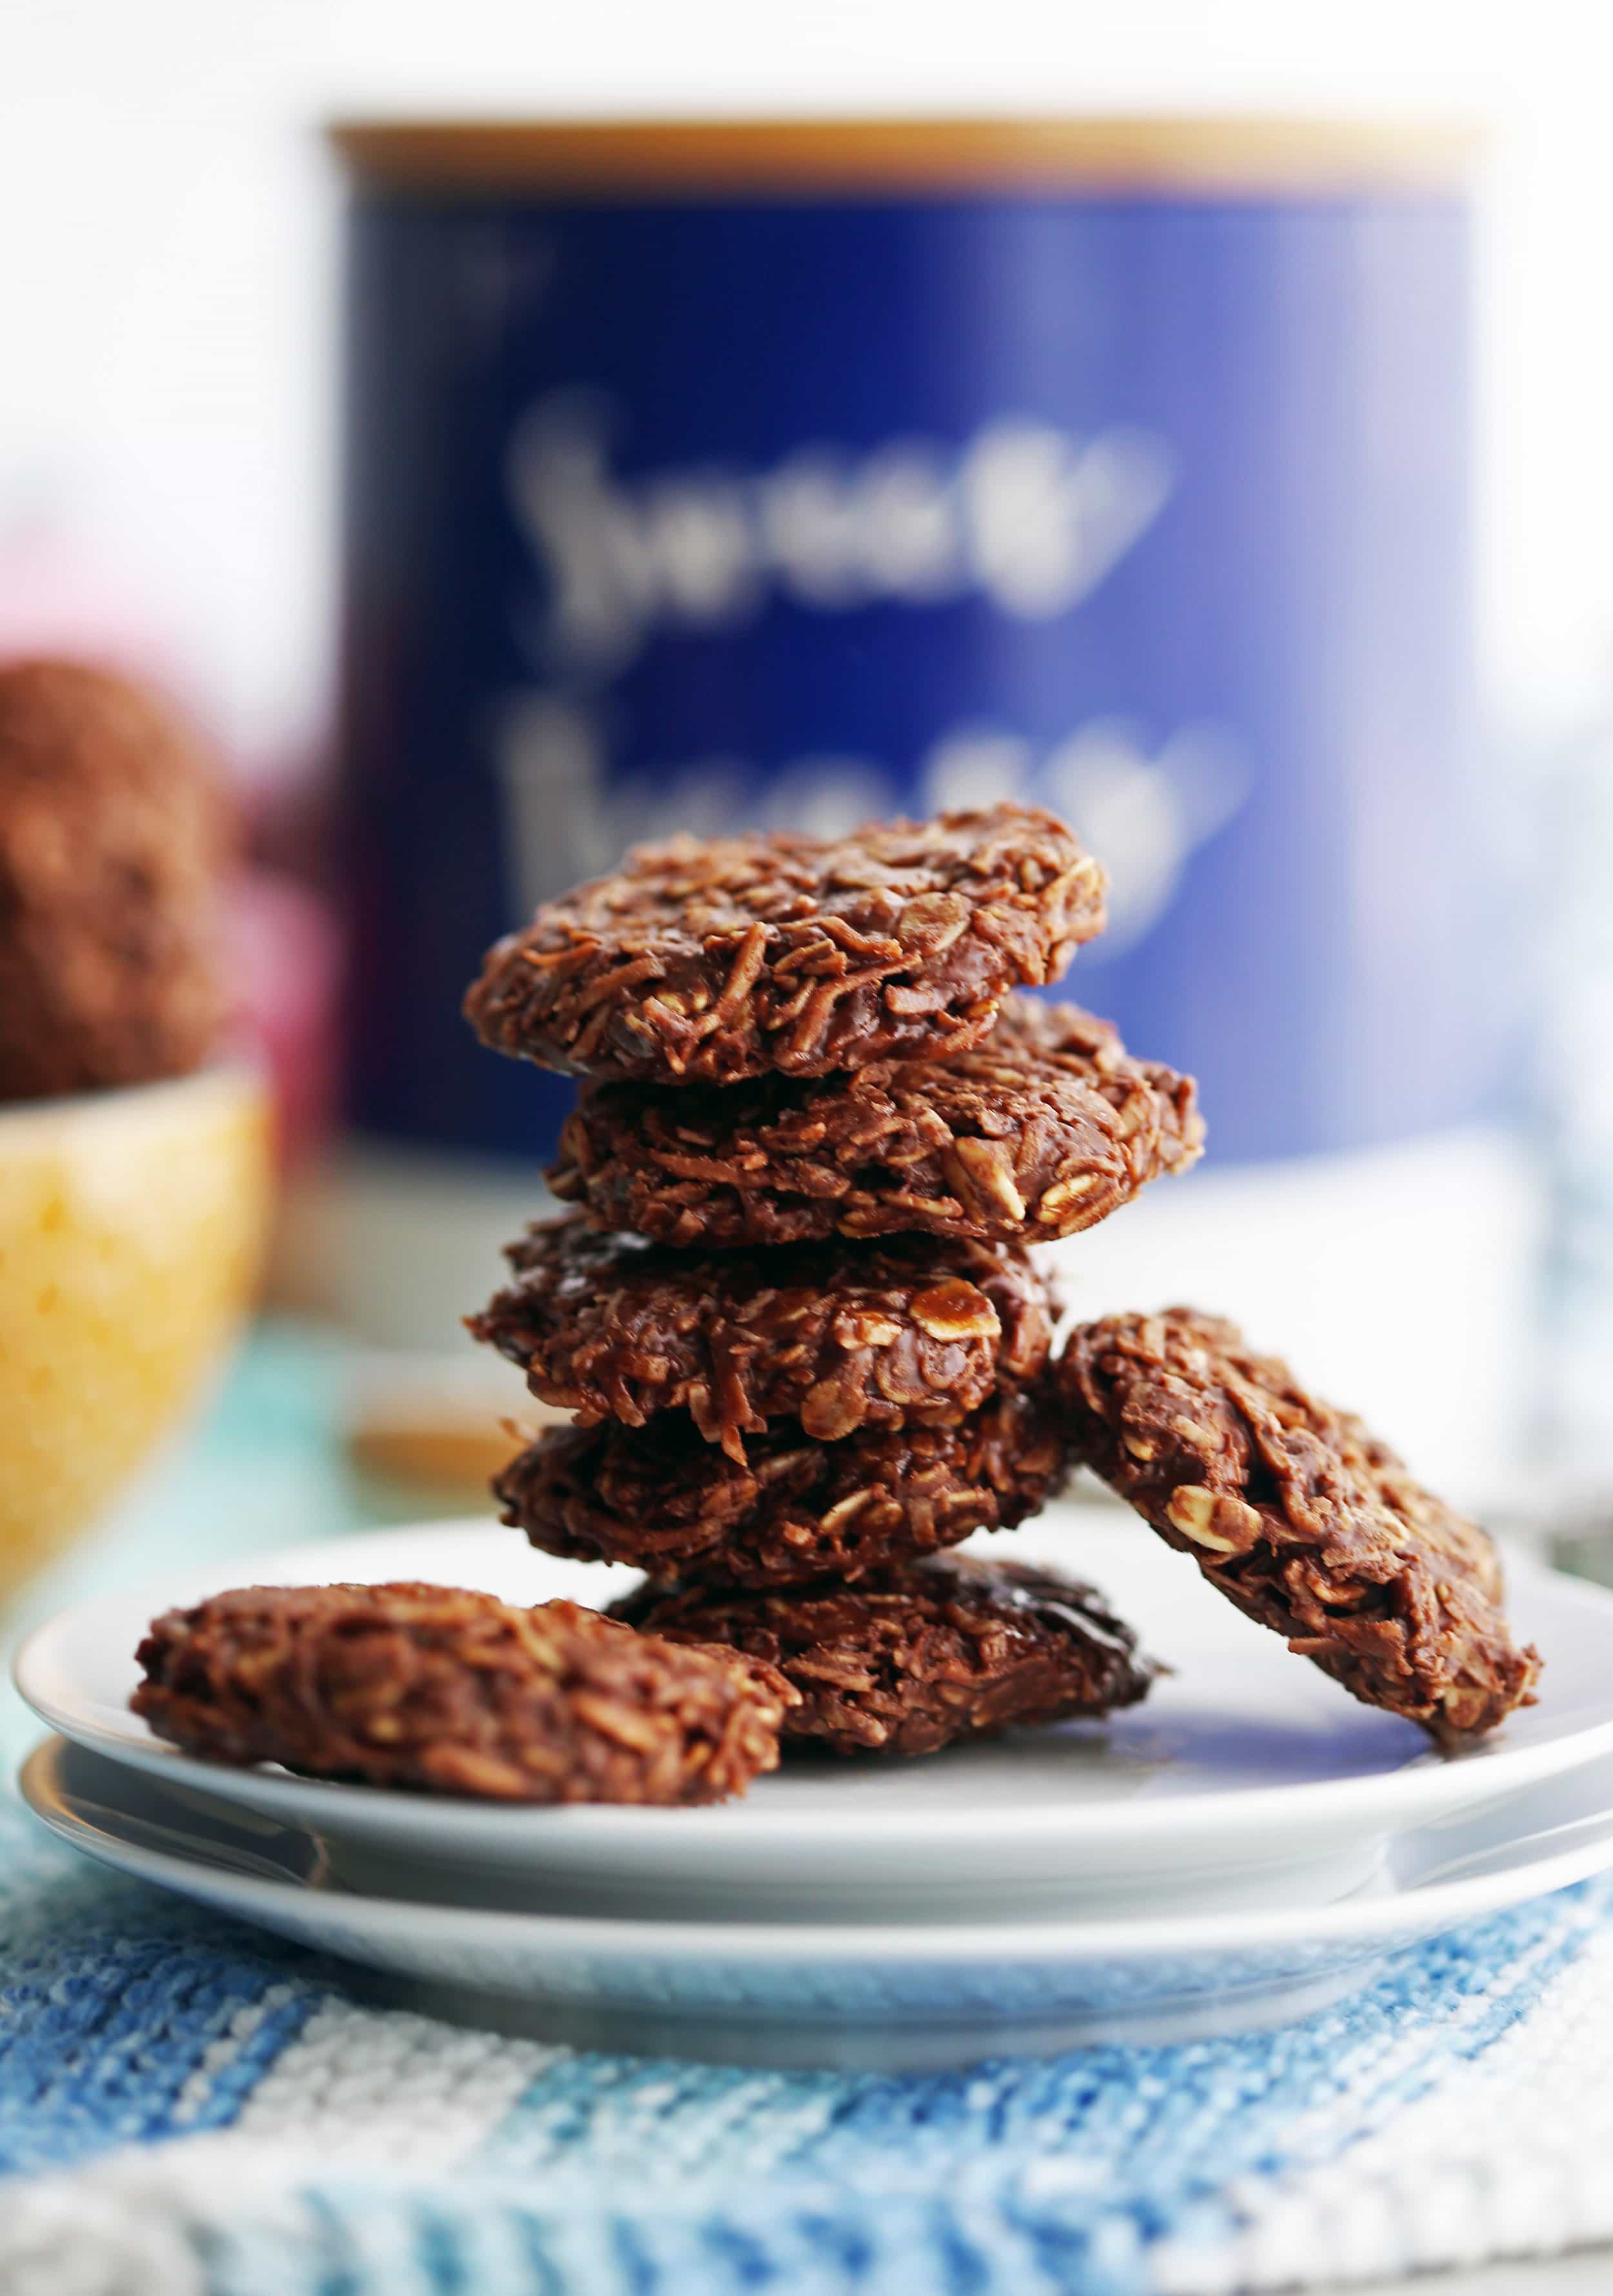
top-left (5, 1790), bottom-right (1613, 2296)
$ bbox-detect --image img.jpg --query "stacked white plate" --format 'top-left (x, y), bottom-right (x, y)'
top-left (18, 1509), bottom-right (1613, 2070)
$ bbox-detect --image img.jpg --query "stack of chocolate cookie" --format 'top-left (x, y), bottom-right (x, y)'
top-left (463, 805), bottom-right (1201, 1755)
top-left (130, 803), bottom-right (1545, 1806)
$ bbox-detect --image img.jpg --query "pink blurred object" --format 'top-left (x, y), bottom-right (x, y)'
top-left (0, 523), bottom-right (201, 709)
top-left (228, 870), bottom-right (342, 1169)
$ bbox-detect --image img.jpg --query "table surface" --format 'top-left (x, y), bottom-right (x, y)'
top-left (1351, 2261), bottom-right (1611, 2295)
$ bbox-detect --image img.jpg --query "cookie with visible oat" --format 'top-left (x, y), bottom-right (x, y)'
top-left (468, 1218), bottom-right (1054, 1462)
top-left (133, 1581), bottom-right (795, 1804)
top-left (496, 1386), bottom-right (1069, 1589)
top-left (465, 805), bottom-right (1104, 1086)
top-left (550, 995), bottom-right (1203, 1249)
top-left (612, 1553), bottom-right (1156, 1757)
top-left (1057, 1309), bottom-right (1541, 1743)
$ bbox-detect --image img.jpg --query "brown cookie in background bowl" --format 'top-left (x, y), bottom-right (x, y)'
top-left (550, 995), bottom-right (1203, 1250)
top-left (612, 1553), bottom-right (1156, 1757)
top-left (0, 658), bottom-right (228, 1103)
top-left (496, 1384), bottom-right (1070, 1589)
top-left (464, 804), bottom-right (1105, 1086)
top-left (1056, 1308), bottom-right (1541, 1744)
top-left (468, 1217), bottom-right (1055, 1462)
top-left (133, 1580), bottom-right (796, 1804)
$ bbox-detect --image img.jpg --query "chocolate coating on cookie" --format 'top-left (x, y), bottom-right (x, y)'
top-left (1057, 1309), bottom-right (1540, 1742)
top-left (612, 1553), bottom-right (1155, 1757)
top-left (465, 805), bottom-right (1104, 1085)
top-left (0, 658), bottom-right (227, 1101)
top-left (468, 1219), bottom-right (1054, 1460)
top-left (496, 1387), bottom-right (1070, 1590)
top-left (551, 996), bottom-right (1203, 1249)
top-left (133, 1581), bottom-right (794, 1803)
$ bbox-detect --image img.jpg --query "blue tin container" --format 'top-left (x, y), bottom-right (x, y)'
top-left (332, 119), bottom-right (1489, 1173)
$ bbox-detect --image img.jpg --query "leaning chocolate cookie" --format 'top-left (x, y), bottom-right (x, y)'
top-left (496, 1387), bottom-right (1069, 1589)
top-left (1057, 1309), bottom-right (1541, 1742)
top-left (612, 1553), bottom-right (1156, 1757)
top-left (132, 1581), bottom-right (795, 1803)
top-left (550, 996), bottom-right (1203, 1249)
top-left (468, 1218), bottom-right (1054, 1460)
top-left (464, 805), bottom-right (1105, 1085)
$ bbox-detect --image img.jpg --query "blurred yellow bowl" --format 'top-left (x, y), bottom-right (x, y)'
top-left (0, 1063), bottom-right (274, 1604)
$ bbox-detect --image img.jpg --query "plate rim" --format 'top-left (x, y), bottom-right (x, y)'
top-left (19, 1513), bottom-right (1613, 1850)
top-left (23, 1732), bottom-right (1613, 1966)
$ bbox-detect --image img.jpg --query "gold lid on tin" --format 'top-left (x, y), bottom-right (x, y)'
top-left (330, 116), bottom-right (1481, 199)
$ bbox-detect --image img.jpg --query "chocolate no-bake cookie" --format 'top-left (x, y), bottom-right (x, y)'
top-left (133, 1581), bottom-right (795, 1803)
top-left (1057, 1309), bottom-right (1540, 1742)
top-left (0, 658), bottom-right (227, 1102)
top-left (551, 996), bottom-right (1203, 1249)
top-left (613, 1553), bottom-right (1155, 1756)
top-left (465, 805), bottom-right (1104, 1086)
top-left (469, 1218), bottom-right (1054, 1460)
top-left (497, 1386), bottom-right (1069, 1589)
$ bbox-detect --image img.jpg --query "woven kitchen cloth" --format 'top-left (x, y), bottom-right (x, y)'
top-left (5, 1788), bottom-right (1613, 2296)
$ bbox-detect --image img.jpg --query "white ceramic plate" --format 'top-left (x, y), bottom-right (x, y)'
top-left (24, 1733), bottom-right (1613, 2071)
top-left (16, 1511), bottom-right (1613, 1922)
